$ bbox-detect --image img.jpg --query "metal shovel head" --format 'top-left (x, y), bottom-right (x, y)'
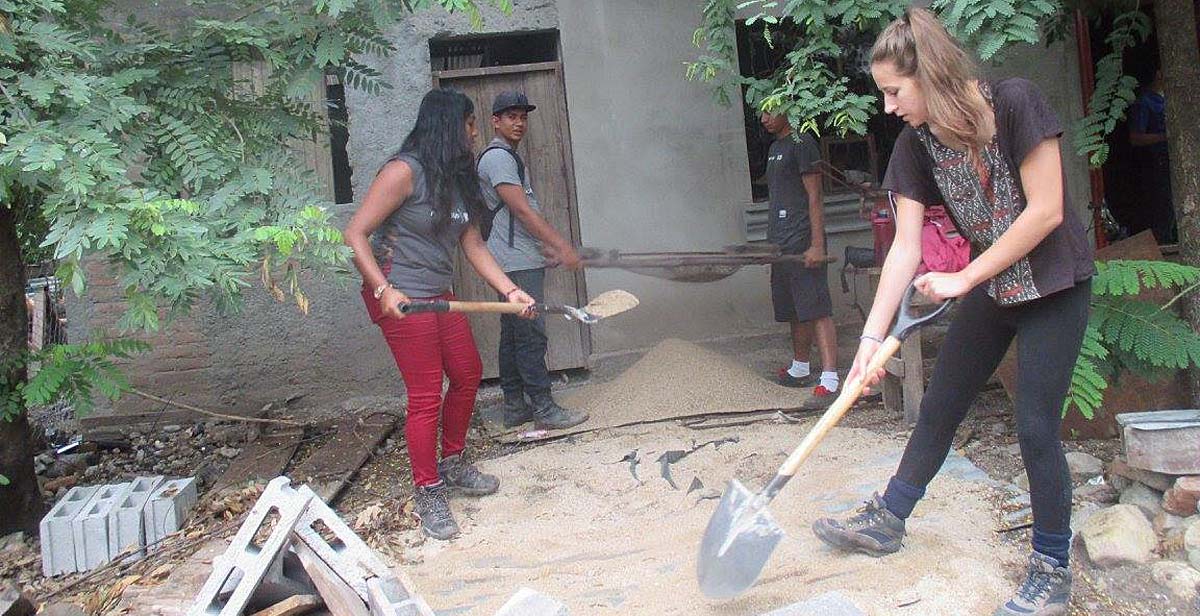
top-left (697, 479), bottom-right (785, 600)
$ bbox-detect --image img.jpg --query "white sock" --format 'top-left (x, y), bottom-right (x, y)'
top-left (819, 371), bottom-right (840, 392)
top-left (787, 360), bottom-right (810, 378)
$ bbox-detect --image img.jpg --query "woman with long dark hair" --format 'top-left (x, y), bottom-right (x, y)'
top-left (810, 8), bottom-right (1093, 615)
top-left (344, 89), bottom-right (536, 540)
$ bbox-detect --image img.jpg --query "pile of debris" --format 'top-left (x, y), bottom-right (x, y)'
top-left (1077, 411), bottom-right (1200, 603)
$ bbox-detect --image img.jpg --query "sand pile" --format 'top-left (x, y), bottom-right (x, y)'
top-left (410, 421), bottom-right (1018, 615)
top-left (509, 339), bottom-right (816, 440)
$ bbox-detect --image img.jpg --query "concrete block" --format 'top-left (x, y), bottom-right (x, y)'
top-left (494, 588), bottom-right (568, 616)
top-left (189, 477), bottom-right (312, 616)
top-left (107, 476), bottom-right (163, 562)
top-left (72, 482), bottom-right (133, 572)
top-left (290, 484), bottom-right (394, 602)
top-left (143, 477), bottom-right (198, 549)
top-left (760, 591), bottom-right (867, 616)
top-left (40, 485), bottom-right (98, 576)
top-left (367, 576), bottom-right (434, 616)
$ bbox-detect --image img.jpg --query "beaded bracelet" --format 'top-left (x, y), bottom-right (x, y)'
top-left (859, 334), bottom-right (885, 344)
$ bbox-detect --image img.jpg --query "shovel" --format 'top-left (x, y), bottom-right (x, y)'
top-left (400, 289), bottom-right (639, 325)
top-left (696, 282), bottom-right (952, 600)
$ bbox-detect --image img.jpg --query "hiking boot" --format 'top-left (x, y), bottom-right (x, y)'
top-left (501, 392), bottom-right (534, 428)
top-left (412, 483), bottom-right (459, 540)
top-left (993, 552), bottom-right (1071, 616)
top-left (811, 493), bottom-right (906, 556)
top-left (438, 453), bottom-right (499, 496)
top-left (530, 393), bottom-right (589, 431)
top-left (776, 368), bottom-right (817, 388)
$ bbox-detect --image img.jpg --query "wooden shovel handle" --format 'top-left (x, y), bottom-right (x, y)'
top-left (401, 300), bottom-right (531, 315)
top-left (776, 336), bottom-right (902, 479)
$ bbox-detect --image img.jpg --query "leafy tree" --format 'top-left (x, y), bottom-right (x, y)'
top-left (0, 0), bottom-right (497, 534)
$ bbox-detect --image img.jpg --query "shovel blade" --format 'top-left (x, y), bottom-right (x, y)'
top-left (696, 479), bottom-right (784, 600)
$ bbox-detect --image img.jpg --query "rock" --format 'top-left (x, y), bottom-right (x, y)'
top-left (1004, 507), bottom-right (1033, 526)
top-left (1119, 482), bottom-right (1164, 521)
top-left (1076, 482), bottom-right (1119, 505)
top-left (1150, 561), bottom-right (1200, 602)
top-left (153, 440), bottom-right (165, 449)
top-left (1109, 473), bottom-right (1132, 492)
top-left (1189, 549), bottom-right (1200, 573)
top-left (760, 590), bottom-right (867, 615)
top-left (1071, 502), bottom-right (1104, 541)
top-left (1186, 519), bottom-right (1200, 553)
top-left (1066, 451), bottom-right (1104, 482)
top-left (0, 533), bottom-right (24, 555)
top-left (1163, 476), bottom-right (1200, 517)
top-left (1012, 472), bottom-right (1030, 492)
top-left (1155, 511), bottom-right (1194, 534)
top-left (216, 446), bottom-right (241, 460)
top-left (36, 603), bottom-right (87, 616)
top-left (990, 422), bottom-right (1007, 436)
top-left (494, 588), bottom-right (568, 616)
top-left (1007, 492), bottom-right (1032, 508)
top-left (1004, 442), bottom-right (1022, 456)
top-left (162, 424), bottom-right (182, 433)
top-left (42, 474), bottom-right (77, 494)
top-left (1080, 504), bottom-right (1158, 567)
top-left (0, 581), bottom-right (35, 616)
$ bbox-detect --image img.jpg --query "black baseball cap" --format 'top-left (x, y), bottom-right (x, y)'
top-left (492, 91), bottom-right (536, 115)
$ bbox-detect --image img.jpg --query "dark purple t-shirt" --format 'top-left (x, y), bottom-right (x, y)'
top-left (882, 78), bottom-right (1094, 306)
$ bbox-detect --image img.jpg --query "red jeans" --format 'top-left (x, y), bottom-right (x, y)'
top-left (362, 287), bottom-right (482, 487)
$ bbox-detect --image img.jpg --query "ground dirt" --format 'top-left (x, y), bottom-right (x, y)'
top-left (7, 330), bottom-right (1194, 615)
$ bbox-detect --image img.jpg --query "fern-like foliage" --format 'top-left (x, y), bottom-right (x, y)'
top-left (1063, 259), bottom-right (1200, 420)
top-left (0, 340), bottom-right (150, 421)
top-left (1072, 9), bottom-right (1151, 166)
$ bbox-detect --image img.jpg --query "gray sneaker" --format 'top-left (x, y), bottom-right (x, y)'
top-left (993, 552), bottom-right (1071, 616)
top-left (438, 453), bottom-right (499, 496)
top-left (501, 392), bottom-right (534, 428)
top-left (412, 483), bottom-right (459, 540)
top-left (530, 394), bottom-right (589, 431)
top-left (811, 493), bottom-right (906, 556)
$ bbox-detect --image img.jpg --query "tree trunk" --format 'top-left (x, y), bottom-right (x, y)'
top-left (0, 205), bottom-right (43, 535)
top-left (1154, 0), bottom-right (1200, 405)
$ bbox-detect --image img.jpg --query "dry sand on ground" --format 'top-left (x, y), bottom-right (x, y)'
top-left (409, 420), bottom-right (1021, 616)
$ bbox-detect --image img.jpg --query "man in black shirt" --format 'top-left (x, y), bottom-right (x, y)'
top-left (761, 111), bottom-right (839, 396)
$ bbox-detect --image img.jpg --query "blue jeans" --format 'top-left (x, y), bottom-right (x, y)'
top-left (498, 268), bottom-right (551, 399)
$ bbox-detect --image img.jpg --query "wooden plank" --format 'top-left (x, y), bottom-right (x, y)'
top-left (249, 594), bottom-right (324, 616)
top-left (293, 542), bottom-right (369, 616)
top-left (432, 61), bottom-right (560, 79)
top-left (291, 415), bottom-right (397, 502)
top-left (79, 409), bottom-right (200, 429)
top-left (212, 429), bottom-right (305, 491)
top-left (900, 332), bottom-right (924, 425)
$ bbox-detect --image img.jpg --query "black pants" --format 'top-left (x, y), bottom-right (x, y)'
top-left (891, 281), bottom-right (1090, 536)
top-left (498, 268), bottom-right (552, 399)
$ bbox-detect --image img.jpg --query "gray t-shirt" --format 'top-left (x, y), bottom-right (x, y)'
top-left (370, 154), bottom-right (470, 297)
top-left (766, 133), bottom-right (822, 254)
top-left (478, 138), bottom-right (546, 272)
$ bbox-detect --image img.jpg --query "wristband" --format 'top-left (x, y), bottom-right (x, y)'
top-left (373, 282), bottom-right (390, 300)
top-left (859, 334), bottom-right (885, 344)
top-left (504, 287), bottom-right (520, 299)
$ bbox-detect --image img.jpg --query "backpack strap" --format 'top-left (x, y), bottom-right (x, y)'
top-left (479, 145), bottom-right (526, 248)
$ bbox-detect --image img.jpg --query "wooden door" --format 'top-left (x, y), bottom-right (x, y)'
top-left (433, 62), bottom-right (590, 377)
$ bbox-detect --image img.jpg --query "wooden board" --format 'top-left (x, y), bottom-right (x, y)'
top-left (290, 415), bottom-right (397, 502)
top-left (249, 595), bottom-right (324, 616)
top-left (212, 429), bottom-right (305, 491)
top-left (434, 62), bottom-right (590, 378)
top-left (293, 542), bottom-right (368, 616)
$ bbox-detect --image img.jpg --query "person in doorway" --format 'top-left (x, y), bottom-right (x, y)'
top-left (1129, 67), bottom-right (1175, 244)
top-left (344, 88), bottom-right (538, 541)
top-left (760, 110), bottom-right (839, 396)
top-left (477, 91), bottom-right (589, 431)
top-left (810, 9), bottom-right (1094, 616)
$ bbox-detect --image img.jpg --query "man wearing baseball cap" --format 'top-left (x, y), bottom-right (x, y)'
top-left (477, 91), bottom-right (588, 431)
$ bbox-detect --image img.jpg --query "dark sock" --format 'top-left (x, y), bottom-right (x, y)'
top-left (1032, 528), bottom-right (1072, 566)
top-left (881, 476), bottom-right (926, 520)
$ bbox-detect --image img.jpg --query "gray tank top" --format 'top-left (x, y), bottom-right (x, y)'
top-left (370, 154), bottom-right (470, 297)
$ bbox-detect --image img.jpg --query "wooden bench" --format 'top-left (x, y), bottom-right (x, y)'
top-left (847, 267), bottom-right (943, 424)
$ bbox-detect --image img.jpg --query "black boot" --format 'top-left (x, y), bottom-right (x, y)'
top-left (411, 482), bottom-right (459, 540)
top-left (438, 453), bottom-right (499, 496)
top-left (501, 391), bottom-right (533, 428)
top-left (529, 392), bottom-right (588, 430)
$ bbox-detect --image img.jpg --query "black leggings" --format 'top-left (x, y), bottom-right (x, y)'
top-left (889, 280), bottom-right (1090, 535)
